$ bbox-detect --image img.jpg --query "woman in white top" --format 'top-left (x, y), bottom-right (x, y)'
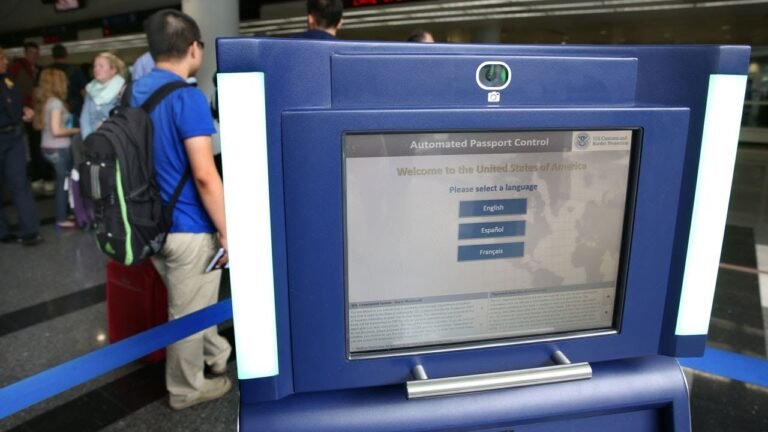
top-left (34, 68), bottom-right (80, 228)
top-left (80, 52), bottom-right (126, 139)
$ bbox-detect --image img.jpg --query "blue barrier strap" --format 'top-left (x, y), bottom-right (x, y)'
top-left (0, 299), bottom-right (233, 420)
top-left (3, 298), bottom-right (764, 421)
top-left (679, 347), bottom-right (768, 388)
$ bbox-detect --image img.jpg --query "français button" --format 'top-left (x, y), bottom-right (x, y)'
top-left (458, 242), bottom-right (524, 261)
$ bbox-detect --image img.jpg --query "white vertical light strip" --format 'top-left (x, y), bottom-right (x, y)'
top-left (676, 74), bottom-right (748, 336)
top-left (217, 72), bottom-right (279, 378)
top-left (756, 245), bottom-right (768, 309)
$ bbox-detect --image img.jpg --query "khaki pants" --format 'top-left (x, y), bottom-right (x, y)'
top-left (152, 233), bottom-right (231, 399)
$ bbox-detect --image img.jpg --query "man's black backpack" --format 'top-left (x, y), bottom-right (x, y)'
top-left (80, 81), bottom-right (190, 265)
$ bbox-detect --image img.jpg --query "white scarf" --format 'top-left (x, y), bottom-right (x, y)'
top-left (85, 75), bottom-right (126, 106)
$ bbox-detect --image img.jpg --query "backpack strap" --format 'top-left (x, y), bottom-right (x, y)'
top-left (120, 82), bottom-right (133, 107)
top-left (140, 81), bottom-right (193, 219)
top-left (120, 80), bottom-right (189, 111)
top-left (141, 81), bottom-right (190, 113)
top-left (166, 171), bottom-right (191, 219)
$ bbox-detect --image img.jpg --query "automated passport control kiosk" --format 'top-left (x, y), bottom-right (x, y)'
top-left (215, 40), bottom-right (750, 431)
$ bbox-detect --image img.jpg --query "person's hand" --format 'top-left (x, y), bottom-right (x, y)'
top-left (22, 107), bottom-right (33, 123)
top-left (218, 234), bottom-right (229, 267)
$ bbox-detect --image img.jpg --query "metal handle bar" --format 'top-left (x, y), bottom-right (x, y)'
top-left (406, 350), bottom-right (592, 399)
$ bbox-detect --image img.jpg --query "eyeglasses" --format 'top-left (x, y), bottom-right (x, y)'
top-left (195, 39), bottom-right (205, 49)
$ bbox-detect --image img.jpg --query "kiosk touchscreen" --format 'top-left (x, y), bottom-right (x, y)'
top-left (345, 129), bottom-right (634, 355)
top-left (216, 39), bottom-right (749, 431)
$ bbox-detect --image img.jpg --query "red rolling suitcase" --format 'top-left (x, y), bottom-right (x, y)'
top-left (106, 260), bottom-right (168, 362)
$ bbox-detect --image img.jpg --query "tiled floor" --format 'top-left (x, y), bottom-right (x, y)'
top-left (2, 155), bottom-right (768, 431)
top-left (689, 371), bottom-right (768, 432)
top-left (0, 196), bottom-right (238, 432)
top-left (686, 225), bottom-right (768, 431)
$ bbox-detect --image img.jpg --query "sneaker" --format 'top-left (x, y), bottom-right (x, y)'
top-left (43, 181), bottom-right (55, 196)
top-left (56, 220), bottom-right (76, 229)
top-left (0, 233), bottom-right (18, 243)
top-left (19, 233), bottom-right (43, 246)
top-left (169, 376), bottom-right (232, 411)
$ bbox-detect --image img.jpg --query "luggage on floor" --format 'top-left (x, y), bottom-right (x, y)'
top-left (106, 259), bottom-right (168, 362)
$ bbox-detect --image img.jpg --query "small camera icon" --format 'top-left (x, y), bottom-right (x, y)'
top-left (488, 91), bottom-right (501, 103)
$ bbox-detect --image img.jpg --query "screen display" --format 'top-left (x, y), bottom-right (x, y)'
top-left (344, 130), bottom-right (635, 354)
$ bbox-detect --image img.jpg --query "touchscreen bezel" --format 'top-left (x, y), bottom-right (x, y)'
top-left (342, 128), bottom-right (642, 359)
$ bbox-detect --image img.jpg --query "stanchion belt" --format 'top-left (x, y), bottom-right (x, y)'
top-left (0, 299), bottom-right (233, 419)
top-left (678, 347), bottom-right (768, 388)
top-left (2, 299), bottom-right (766, 420)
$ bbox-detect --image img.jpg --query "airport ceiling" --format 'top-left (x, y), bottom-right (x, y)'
top-left (256, 0), bottom-right (768, 45)
top-left (1, 0), bottom-right (767, 51)
top-left (0, 0), bottom-right (177, 34)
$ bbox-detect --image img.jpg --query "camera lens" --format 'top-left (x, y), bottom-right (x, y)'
top-left (476, 62), bottom-right (511, 90)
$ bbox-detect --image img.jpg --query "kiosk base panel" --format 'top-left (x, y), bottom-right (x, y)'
top-left (239, 356), bottom-right (690, 432)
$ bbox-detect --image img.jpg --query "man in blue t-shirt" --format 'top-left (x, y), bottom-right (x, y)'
top-left (133, 9), bottom-right (231, 411)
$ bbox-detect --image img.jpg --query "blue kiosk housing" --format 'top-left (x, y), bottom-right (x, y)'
top-left (215, 40), bottom-right (749, 431)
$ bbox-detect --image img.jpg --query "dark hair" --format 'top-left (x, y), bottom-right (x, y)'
top-left (407, 30), bottom-right (433, 42)
top-left (52, 44), bottom-right (67, 59)
top-left (307, 0), bottom-right (343, 29)
top-left (23, 41), bottom-right (39, 51)
top-left (145, 9), bottom-right (202, 62)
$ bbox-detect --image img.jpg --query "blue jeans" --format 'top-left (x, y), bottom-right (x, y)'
top-left (42, 147), bottom-right (73, 223)
top-left (0, 129), bottom-right (40, 237)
